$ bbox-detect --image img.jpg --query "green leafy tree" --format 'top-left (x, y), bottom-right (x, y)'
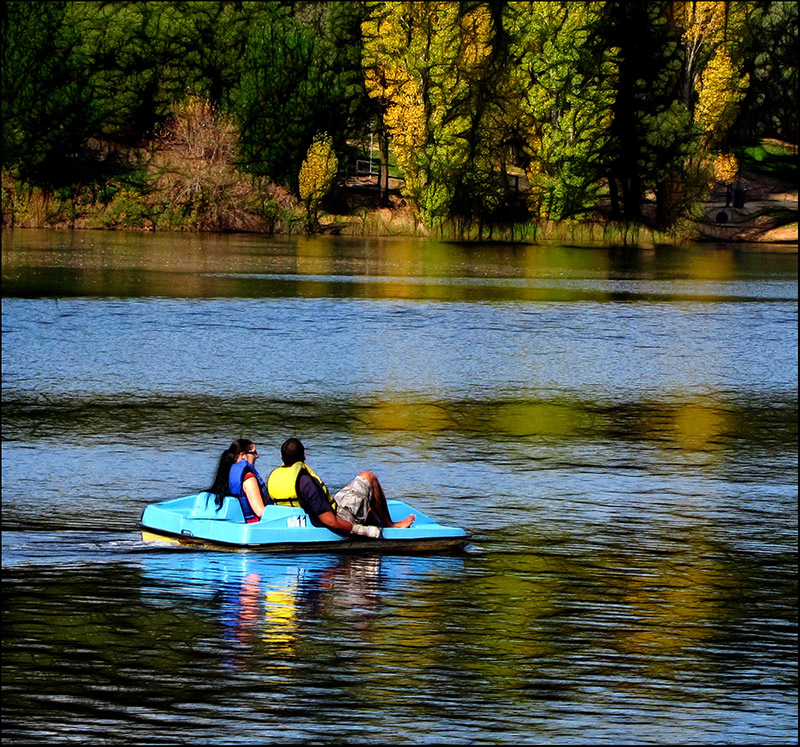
top-left (299, 133), bottom-right (338, 228)
top-left (235, 3), bottom-right (367, 192)
top-left (175, 1), bottom-right (271, 110)
top-left (507, 1), bottom-right (617, 222)
top-left (732, 0), bottom-right (798, 144)
top-left (2, 0), bottom-right (99, 187)
top-left (69, 1), bottom-right (272, 143)
top-left (66, 2), bottom-right (190, 145)
top-left (363, 1), bottom-right (513, 231)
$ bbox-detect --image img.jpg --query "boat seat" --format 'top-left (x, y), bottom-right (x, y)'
top-left (188, 493), bottom-right (245, 522)
top-left (217, 496), bottom-right (245, 521)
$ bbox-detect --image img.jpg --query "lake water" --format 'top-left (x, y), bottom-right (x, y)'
top-left (2, 228), bottom-right (797, 744)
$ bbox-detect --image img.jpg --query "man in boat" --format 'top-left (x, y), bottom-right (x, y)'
top-left (266, 438), bottom-right (415, 538)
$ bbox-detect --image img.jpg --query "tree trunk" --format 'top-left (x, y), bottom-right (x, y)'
top-left (607, 173), bottom-right (621, 220)
top-left (378, 128), bottom-right (390, 206)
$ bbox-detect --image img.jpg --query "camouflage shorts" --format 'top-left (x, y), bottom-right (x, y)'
top-left (333, 474), bottom-right (373, 524)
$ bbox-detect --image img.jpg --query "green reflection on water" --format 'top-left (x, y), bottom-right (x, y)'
top-left (3, 540), bottom-right (795, 742)
top-left (3, 391), bottom-right (796, 454)
top-left (3, 228), bottom-right (796, 300)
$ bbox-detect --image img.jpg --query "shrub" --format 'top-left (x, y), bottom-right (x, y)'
top-left (149, 96), bottom-right (262, 231)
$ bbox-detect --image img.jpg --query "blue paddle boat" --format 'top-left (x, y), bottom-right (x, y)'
top-left (140, 492), bottom-right (469, 553)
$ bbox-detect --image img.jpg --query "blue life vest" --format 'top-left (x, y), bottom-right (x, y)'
top-left (228, 460), bottom-right (269, 523)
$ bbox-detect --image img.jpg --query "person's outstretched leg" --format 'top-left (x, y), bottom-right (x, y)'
top-left (358, 471), bottom-right (415, 528)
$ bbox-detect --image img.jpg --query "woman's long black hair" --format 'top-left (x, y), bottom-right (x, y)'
top-left (208, 438), bottom-right (254, 508)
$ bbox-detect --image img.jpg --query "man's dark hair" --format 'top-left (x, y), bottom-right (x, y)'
top-left (280, 437), bottom-right (305, 465)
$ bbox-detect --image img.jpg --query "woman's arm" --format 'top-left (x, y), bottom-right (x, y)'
top-left (242, 475), bottom-right (266, 518)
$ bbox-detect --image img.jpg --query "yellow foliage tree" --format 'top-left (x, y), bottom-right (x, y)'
top-left (674, 0), bottom-right (730, 104)
top-left (694, 46), bottom-right (749, 148)
top-left (363, 1), bottom-right (499, 228)
top-left (298, 133), bottom-right (338, 229)
top-left (713, 152), bottom-right (739, 185)
top-left (664, 1), bottom-right (752, 220)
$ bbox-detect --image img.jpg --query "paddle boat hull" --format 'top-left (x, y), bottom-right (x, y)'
top-left (140, 492), bottom-right (469, 553)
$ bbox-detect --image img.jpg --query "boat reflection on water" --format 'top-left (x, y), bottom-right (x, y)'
top-left (138, 550), bottom-right (466, 662)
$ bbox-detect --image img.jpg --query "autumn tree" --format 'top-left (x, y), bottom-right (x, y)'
top-left (656, 1), bottom-right (753, 224)
top-left (362, 1), bottom-right (429, 218)
top-left (150, 96), bottom-right (260, 231)
top-left (671, 1), bottom-right (751, 147)
top-left (361, 1), bottom-right (402, 204)
top-left (299, 133), bottom-right (338, 229)
top-left (694, 45), bottom-right (749, 150)
top-left (363, 1), bottom-right (513, 232)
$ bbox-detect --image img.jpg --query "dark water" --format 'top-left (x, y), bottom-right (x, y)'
top-left (2, 229), bottom-right (797, 743)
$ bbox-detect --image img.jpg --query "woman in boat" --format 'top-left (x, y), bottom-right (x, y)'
top-left (266, 437), bottom-right (415, 536)
top-left (208, 438), bottom-right (269, 523)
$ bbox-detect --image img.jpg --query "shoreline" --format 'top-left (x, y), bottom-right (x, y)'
top-left (2, 171), bottom-right (796, 250)
top-left (2, 222), bottom-right (796, 252)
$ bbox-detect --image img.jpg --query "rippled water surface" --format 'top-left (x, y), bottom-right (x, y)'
top-left (2, 229), bottom-right (797, 744)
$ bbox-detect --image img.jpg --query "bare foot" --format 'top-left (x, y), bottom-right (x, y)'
top-left (391, 514), bottom-right (416, 529)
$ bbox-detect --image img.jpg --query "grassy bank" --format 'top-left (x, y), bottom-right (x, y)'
top-left (0, 164), bottom-right (704, 249)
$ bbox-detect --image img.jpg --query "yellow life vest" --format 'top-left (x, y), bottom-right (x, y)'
top-left (267, 462), bottom-right (337, 513)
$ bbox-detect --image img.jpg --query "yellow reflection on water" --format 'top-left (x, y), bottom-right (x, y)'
top-left (617, 537), bottom-right (735, 662)
top-left (374, 237), bottom-right (427, 277)
top-left (671, 401), bottom-right (729, 451)
top-left (262, 583), bottom-right (299, 653)
top-left (519, 243), bottom-right (611, 278)
top-left (350, 397), bottom-right (611, 439)
top-left (491, 401), bottom-right (587, 437)
top-left (359, 401), bottom-right (459, 432)
top-left (294, 236), bottom-right (337, 276)
top-left (685, 249), bottom-right (736, 280)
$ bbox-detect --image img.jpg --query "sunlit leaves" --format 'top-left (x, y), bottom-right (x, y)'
top-left (671, 2), bottom-right (752, 144)
top-left (695, 47), bottom-right (749, 148)
top-left (299, 133), bottom-right (339, 228)
top-left (712, 152), bottom-right (739, 185)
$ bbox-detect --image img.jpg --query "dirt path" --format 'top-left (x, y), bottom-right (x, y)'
top-left (693, 171), bottom-right (798, 244)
